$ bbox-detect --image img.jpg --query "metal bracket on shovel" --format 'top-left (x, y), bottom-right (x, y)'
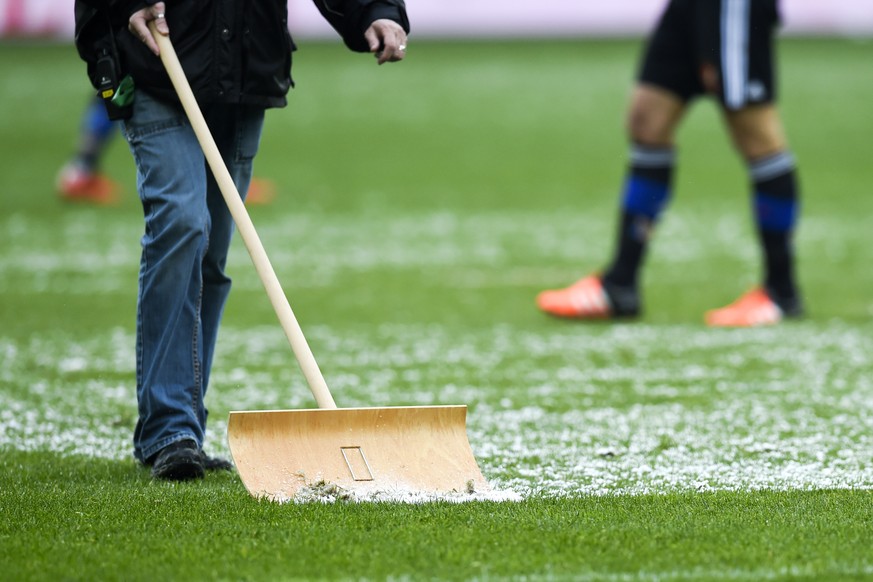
top-left (150, 24), bottom-right (490, 501)
top-left (340, 447), bottom-right (375, 481)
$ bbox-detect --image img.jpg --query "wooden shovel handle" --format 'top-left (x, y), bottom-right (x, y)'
top-left (149, 22), bottom-right (337, 409)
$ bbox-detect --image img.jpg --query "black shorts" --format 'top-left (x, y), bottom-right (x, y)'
top-left (639, 0), bottom-right (781, 110)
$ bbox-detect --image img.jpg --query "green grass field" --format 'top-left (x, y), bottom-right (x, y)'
top-left (1, 36), bottom-right (872, 580)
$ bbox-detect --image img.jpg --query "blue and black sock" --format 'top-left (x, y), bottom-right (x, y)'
top-left (75, 97), bottom-right (117, 171)
top-left (603, 144), bottom-right (675, 297)
top-left (750, 151), bottom-right (802, 314)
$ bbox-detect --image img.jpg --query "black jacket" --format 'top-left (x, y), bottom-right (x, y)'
top-left (76, 0), bottom-right (409, 108)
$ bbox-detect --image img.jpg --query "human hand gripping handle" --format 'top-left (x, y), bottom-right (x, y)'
top-left (145, 20), bottom-right (338, 410)
top-left (129, 2), bottom-right (168, 56)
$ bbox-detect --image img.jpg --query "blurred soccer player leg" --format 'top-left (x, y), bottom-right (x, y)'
top-left (537, 85), bottom-right (686, 319)
top-left (706, 104), bottom-right (803, 326)
top-left (56, 96), bottom-right (121, 205)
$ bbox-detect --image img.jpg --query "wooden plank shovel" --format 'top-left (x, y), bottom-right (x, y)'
top-left (150, 25), bottom-right (490, 500)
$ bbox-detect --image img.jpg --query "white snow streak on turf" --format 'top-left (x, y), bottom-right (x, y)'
top-left (290, 482), bottom-right (522, 505)
top-left (3, 210), bottom-right (871, 501)
top-left (504, 564), bottom-right (873, 581)
top-left (2, 322), bottom-right (872, 501)
top-left (3, 211), bottom-right (870, 293)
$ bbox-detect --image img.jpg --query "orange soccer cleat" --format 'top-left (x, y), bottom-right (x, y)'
top-left (56, 163), bottom-right (121, 205)
top-left (704, 287), bottom-right (785, 327)
top-left (244, 178), bottom-right (277, 206)
top-left (536, 275), bottom-right (615, 319)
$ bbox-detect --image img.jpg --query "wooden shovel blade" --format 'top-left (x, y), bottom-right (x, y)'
top-left (227, 405), bottom-right (490, 501)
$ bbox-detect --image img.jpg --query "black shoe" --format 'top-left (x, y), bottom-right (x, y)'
top-left (601, 278), bottom-right (641, 317)
top-left (151, 439), bottom-right (205, 481)
top-left (200, 450), bottom-right (234, 471)
top-left (766, 286), bottom-right (804, 318)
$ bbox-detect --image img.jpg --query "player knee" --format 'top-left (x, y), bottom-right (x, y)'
top-left (626, 109), bottom-right (673, 146)
top-left (727, 106), bottom-right (787, 160)
top-left (626, 90), bottom-right (681, 146)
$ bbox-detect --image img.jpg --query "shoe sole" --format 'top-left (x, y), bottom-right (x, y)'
top-left (153, 462), bottom-right (205, 481)
top-left (152, 452), bottom-right (205, 481)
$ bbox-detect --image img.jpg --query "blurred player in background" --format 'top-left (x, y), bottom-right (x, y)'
top-left (56, 95), bottom-right (276, 205)
top-left (56, 95), bottom-right (122, 204)
top-left (537, 0), bottom-right (802, 327)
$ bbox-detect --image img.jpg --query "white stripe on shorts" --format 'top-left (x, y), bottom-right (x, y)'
top-left (722, 0), bottom-right (750, 109)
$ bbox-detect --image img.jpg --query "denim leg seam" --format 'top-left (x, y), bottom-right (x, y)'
top-left (193, 214), bottom-right (214, 428)
top-left (191, 235), bottom-right (206, 429)
top-left (133, 182), bottom-right (151, 461)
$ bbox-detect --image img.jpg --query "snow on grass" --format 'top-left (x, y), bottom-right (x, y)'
top-left (2, 320), bottom-right (871, 498)
top-left (4, 209), bottom-right (871, 293)
top-left (2, 207), bottom-right (870, 500)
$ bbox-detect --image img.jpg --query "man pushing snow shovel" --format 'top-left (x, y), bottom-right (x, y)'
top-left (73, 0), bottom-right (409, 480)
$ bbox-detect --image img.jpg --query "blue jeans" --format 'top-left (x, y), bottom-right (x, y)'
top-left (122, 90), bottom-right (265, 463)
